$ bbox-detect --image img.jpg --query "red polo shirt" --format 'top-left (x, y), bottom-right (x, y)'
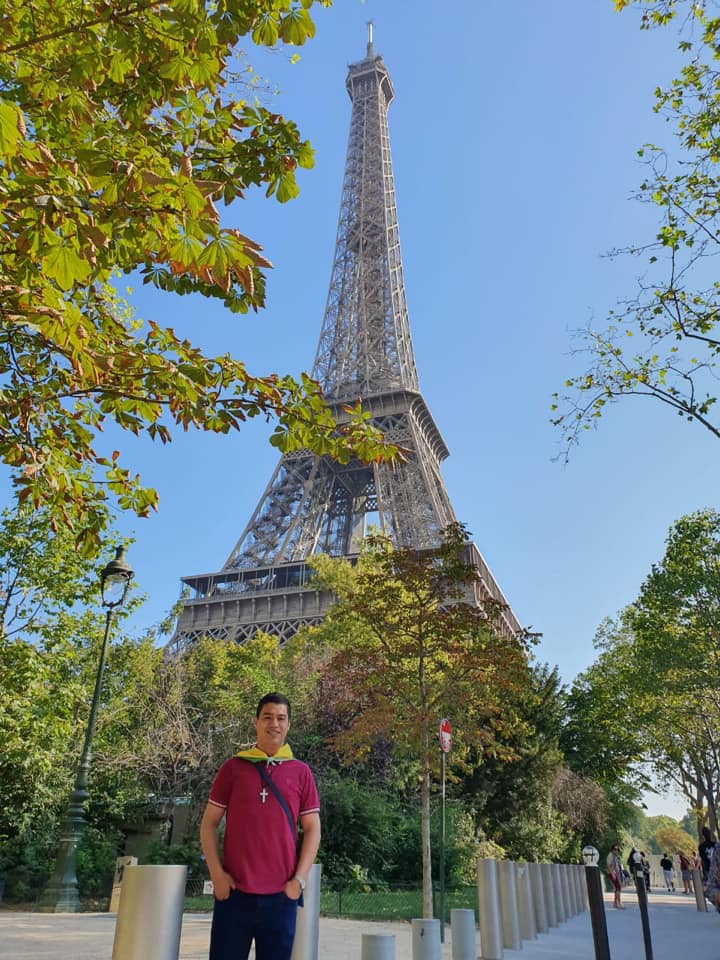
top-left (208, 757), bottom-right (320, 894)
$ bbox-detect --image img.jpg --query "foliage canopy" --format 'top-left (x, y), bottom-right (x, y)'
top-left (0, 0), bottom-right (396, 552)
top-left (553, 0), bottom-right (720, 455)
top-left (309, 523), bottom-right (532, 915)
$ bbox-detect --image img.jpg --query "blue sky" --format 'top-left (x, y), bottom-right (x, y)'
top-left (54, 2), bottom-right (718, 816)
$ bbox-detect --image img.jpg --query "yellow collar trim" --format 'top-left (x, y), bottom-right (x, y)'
top-left (235, 743), bottom-right (294, 763)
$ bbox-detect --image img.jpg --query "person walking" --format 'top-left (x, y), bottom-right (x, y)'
top-left (200, 692), bottom-right (321, 960)
top-left (705, 843), bottom-right (720, 913)
top-left (660, 853), bottom-right (675, 892)
top-left (699, 827), bottom-right (716, 882)
top-left (679, 851), bottom-right (693, 894)
top-left (640, 851), bottom-right (651, 892)
top-left (606, 844), bottom-right (625, 909)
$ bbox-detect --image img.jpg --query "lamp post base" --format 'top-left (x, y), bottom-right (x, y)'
top-left (35, 880), bottom-right (80, 913)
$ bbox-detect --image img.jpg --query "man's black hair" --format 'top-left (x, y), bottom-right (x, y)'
top-left (256, 691), bottom-right (291, 720)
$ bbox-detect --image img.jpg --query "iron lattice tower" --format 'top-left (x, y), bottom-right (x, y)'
top-left (172, 30), bottom-right (520, 648)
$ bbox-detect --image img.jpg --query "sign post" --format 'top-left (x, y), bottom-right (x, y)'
top-left (438, 718), bottom-right (452, 942)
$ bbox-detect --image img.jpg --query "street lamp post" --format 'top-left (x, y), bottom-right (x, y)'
top-left (38, 546), bottom-right (134, 913)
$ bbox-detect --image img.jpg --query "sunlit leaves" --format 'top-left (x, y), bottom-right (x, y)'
top-left (0, 100), bottom-right (24, 157)
top-left (0, 0), bottom-right (400, 551)
top-left (42, 242), bottom-right (93, 290)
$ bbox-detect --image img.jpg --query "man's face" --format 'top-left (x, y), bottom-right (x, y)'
top-left (254, 702), bottom-right (290, 755)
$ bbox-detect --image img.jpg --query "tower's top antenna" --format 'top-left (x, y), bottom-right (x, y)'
top-left (366, 20), bottom-right (374, 59)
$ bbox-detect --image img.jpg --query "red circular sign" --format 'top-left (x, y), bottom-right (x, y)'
top-left (439, 718), bottom-right (452, 753)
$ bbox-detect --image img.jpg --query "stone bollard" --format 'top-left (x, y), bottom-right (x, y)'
top-left (411, 918), bottom-right (440, 960)
top-left (528, 862), bottom-right (548, 934)
top-left (109, 856), bottom-right (137, 913)
top-left (477, 858), bottom-right (504, 960)
top-left (498, 860), bottom-right (521, 950)
top-left (542, 862), bottom-right (558, 927)
top-left (516, 862), bottom-right (537, 941)
top-left (691, 869), bottom-right (708, 912)
top-left (362, 933), bottom-right (396, 960)
top-left (112, 864), bottom-right (186, 960)
top-left (450, 908), bottom-right (476, 960)
top-left (292, 863), bottom-right (322, 960)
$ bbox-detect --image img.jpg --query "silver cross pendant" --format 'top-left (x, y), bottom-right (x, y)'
top-left (259, 787), bottom-right (269, 804)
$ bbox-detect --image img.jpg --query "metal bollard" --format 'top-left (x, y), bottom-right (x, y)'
top-left (112, 864), bottom-right (186, 960)
top-left (569, 864), bottom-right (579, 915)
top-left (691, 868), bottom-right (708, 913)
top-left (559, 864), bottom-right (572, 919)
top-left (516, 862), bottom-right (537, 941)
top-left (542, 862), bottom-right (558, 927)
top-left (528, 862), bottom-right (548, 934)
top-left (477, 858), bottom-right (504, 960)
top-left (584, 865), bottom-right (610, 960)
top-left (580, 864), bottom-right (589, 910)
top-left (575, 865), bottom-right (587, 912)
top-left (632, 864), bottom-right (654, 960)
top-left (552, 864), bottom-right (565, 923)
top-left (411, 918), bottom-right (440, 960)
top-left (362, 933), bottom-right (396, 960)
top-left (292, 863), bottom-right (322, 960)
top-left (564, 865), bottom-right (575, 916)
top-left (498, 860), bottom-right (521, 950)
top-left (450, 908), bottom-right (476, 960)
top-left (557, 863), bottom-right (572, 920)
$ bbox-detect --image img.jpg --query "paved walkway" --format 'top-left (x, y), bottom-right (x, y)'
top-left (0, 891), bottom-right (717, 959)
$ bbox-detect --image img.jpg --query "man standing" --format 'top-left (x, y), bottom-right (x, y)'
top-left (606, 844), bottom-right (625, 909)
top-left (200, 692), bottom-right (321, 960)
top-left (699, 826), bottom-right (716, 882)
top-left (659, 852), bottom-right (675, 892)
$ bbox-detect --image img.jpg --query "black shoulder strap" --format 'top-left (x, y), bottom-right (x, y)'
top-left (254, 762), bottom-right (297, 843)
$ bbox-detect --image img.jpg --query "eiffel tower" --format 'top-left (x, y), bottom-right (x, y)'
top-left (171, 27), bottom-right (520, 649)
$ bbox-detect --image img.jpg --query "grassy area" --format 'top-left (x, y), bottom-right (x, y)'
top-left (320, 887), bottom-right (476, 922)
top-left (183, 887), bottom-right (478, 922)
top-left (185, 895), bottom-right (213, 912)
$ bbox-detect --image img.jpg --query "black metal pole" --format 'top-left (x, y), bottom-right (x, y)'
top-left (633, 868), bottom-right (654, 960)
top-left (439, 749), bottom-right (445, 943)
top-left (584, 865), bottom-right (611, 960)
top-left (37, 608), bottom-right (114, 912)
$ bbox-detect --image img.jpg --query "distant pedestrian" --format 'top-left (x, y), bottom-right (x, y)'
top-left (660, 853), bottom-right (675, 892)
top-left (606, 844), bottom-right (625, 909)
top-left (627, 847), bottom-right (643, 883)
top-left (641, 851), bottom-right (651, 892)
top-left (699, 827), bottom-right (717, 882)
top-left (679, 852), bottom-right (693, 894)
top-left (705, 844), bottom-right (720, 913)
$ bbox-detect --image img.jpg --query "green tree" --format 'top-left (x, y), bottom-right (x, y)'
top-left (0, 507), bottom-right (145, 898)
top-left (0, 507), bottom-right (119, 846)
top-left (0, 0), bottom-right (396, 551)
top-left (562, 511), bottom-right (720, 844)
top-left (653, 823), bottom-right (695, 856)
top-left (560, 618), bottom-right (647, 846)
top-left (552, 1), bottom-right (720, 456)
top-left (627, 509), bottom-right (720, 834)
top-left (309, 524), bottom-right (532, 917)
top-left (463, 663), bottom-right (577, 862)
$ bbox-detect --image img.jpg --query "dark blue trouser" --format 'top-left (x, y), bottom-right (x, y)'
top-left (209, 890), bottom-right (299, 960)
